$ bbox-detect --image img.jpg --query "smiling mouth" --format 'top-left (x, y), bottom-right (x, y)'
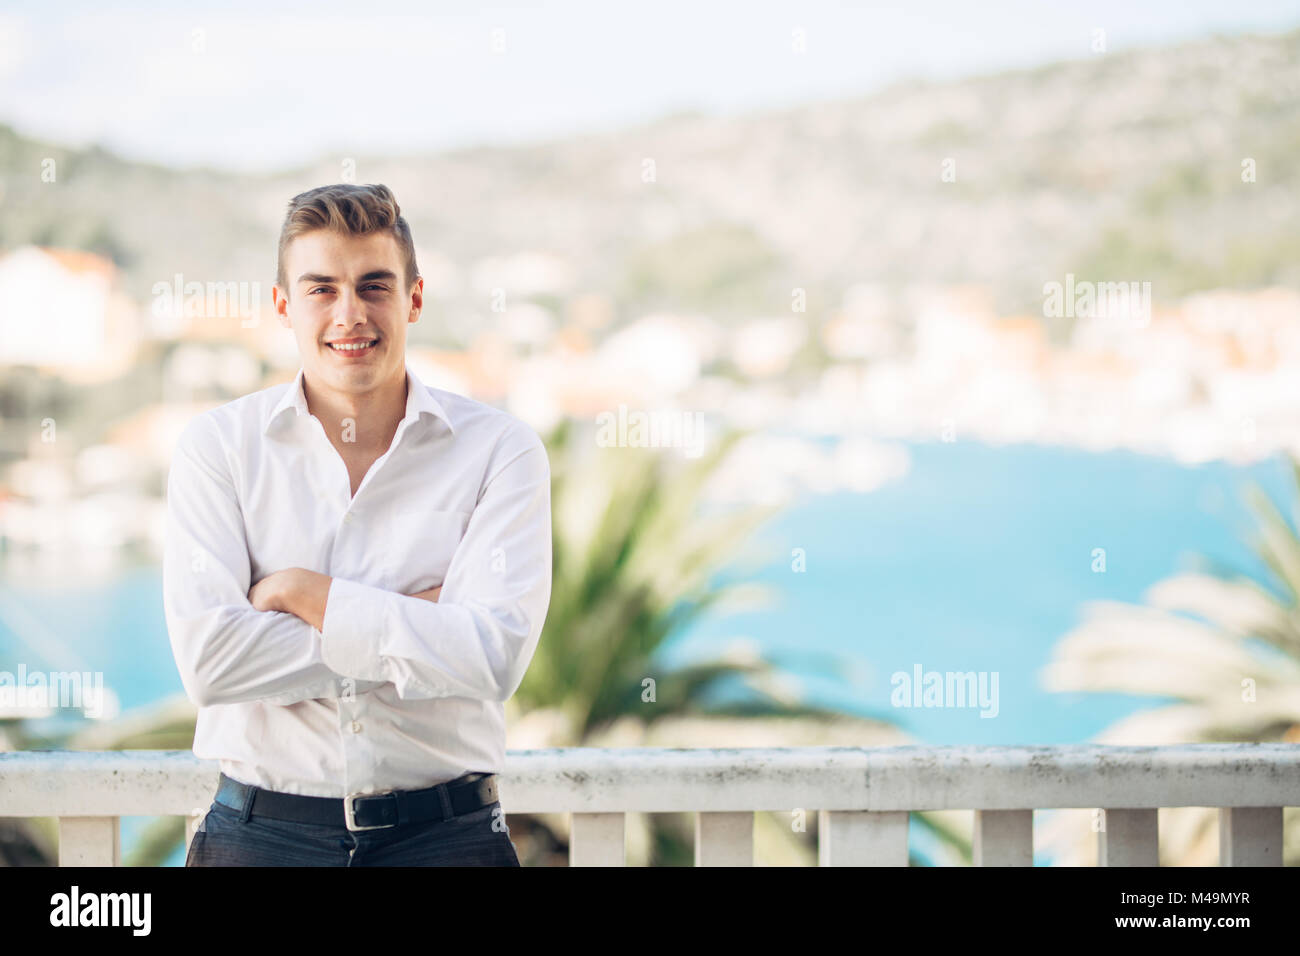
top-left (326, 338), bottom-right (379, 353)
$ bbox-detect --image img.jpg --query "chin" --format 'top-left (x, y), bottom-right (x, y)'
top-left (315, 355), bottom-right (398, 385)
top-left (330, 364), bottom-right (381, 384)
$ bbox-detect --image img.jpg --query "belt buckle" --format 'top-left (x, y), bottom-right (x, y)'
top-left (343, 791), bottom-right (397, 832)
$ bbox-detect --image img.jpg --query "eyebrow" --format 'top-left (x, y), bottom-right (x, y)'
top-left (297, 269), bottom-right (399, 285)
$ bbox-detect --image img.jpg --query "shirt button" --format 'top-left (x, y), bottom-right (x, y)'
top-left (350, 721), bottom-right (362, 733)
top-left (343, 513), bottom-right (354, 524)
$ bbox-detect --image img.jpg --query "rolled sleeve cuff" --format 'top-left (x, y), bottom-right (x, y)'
top-left (319, 576), bottom-right (389, 683)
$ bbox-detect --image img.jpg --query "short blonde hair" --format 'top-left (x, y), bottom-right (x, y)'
top-left (276, 183), bottom-right (418, 294)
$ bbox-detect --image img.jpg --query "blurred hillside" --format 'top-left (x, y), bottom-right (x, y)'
top-left (1, 28), bottom-right (1297, 344)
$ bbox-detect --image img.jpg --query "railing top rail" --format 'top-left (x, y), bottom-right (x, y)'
top-left (1, 744), bottom-right (1297, 815)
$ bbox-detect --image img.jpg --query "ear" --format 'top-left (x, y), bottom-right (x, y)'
top-left (407, 276), bottom-right (423, 324)
top-left (272, 285), bottom-right (291, 328)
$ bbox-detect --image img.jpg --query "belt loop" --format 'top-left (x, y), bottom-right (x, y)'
top-left (394, 789), bottom-right (409, 827)
top-left (437, 783), bottom-right (453, 820)
top-left (238, 781), bottom-right (255, 823)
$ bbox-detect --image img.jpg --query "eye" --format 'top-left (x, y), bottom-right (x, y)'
top-left (308, 286), bottom-right (332, 295)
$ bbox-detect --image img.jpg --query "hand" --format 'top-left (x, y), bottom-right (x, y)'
top-left (249, 569), bottom-right (294, 612)
top-left (249, 568), bottom-right (332, 630)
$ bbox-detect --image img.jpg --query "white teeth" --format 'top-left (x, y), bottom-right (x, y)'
top-left (328, 340), bottom-right (377, 351)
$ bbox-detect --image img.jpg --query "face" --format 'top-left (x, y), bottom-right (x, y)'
top-left (272, 228), bottom-right (421, 398)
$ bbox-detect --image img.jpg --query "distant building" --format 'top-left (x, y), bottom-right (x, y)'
top-left (0, 246), bottom-right (140, 383)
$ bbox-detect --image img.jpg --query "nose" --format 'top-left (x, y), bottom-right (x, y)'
top-left (333, 286), bottom-right (368, 330)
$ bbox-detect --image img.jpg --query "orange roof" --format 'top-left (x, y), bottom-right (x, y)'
top-left (997, 315), bottom-right (1046, 339)
top-left (35, 247), bottom-right (117, 278)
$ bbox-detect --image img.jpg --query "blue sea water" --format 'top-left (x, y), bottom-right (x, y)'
top-left (664, 439), bottom-right (1292, 742)
top-left (658, 439), bottom-right (1294, 864)
top-left (1, 439), bottom-right (1293, 865)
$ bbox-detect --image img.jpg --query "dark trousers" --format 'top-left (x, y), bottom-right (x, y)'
top-left (185, 781), bottom-right (521, 867)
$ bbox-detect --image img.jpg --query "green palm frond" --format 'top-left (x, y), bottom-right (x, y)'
top-left (1041, 453), bottom-right (1300, 866)
top-left (520, 418), bottom-right (795, 737)
top-left (1244, 482), bottom-right (1300, 605)
top-left (912, 810), bottom-right (974, 866)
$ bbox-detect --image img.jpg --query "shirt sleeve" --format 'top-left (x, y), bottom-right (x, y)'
top-left (163, 413), bottom-right (385, 707)
top-left (319, 424), bottom-right (552, 702)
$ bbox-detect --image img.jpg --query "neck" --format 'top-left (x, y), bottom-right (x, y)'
top-left (302, 366), bottom-right (408, 452)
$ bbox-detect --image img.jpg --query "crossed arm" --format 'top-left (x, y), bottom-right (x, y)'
top-left (249, 570), bottom-right (440, 630)
top-left (163, 414), bottom-right (552, 710)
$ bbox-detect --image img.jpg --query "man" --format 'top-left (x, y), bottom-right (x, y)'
top-left (164, 183), bottom-right (552, 866)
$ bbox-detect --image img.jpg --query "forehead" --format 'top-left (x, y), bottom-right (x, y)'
top-left (287, 229), bottom-right (402, 275)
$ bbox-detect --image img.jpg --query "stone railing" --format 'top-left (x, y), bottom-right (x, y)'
top-left (0, 744), bottom-right (1295, 865)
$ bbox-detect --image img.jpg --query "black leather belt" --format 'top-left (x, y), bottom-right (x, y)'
top-left (215, 771), bottom-right (499, 832)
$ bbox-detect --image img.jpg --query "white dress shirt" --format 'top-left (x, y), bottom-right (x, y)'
top-left (162, 362), bottom-right (552, 798)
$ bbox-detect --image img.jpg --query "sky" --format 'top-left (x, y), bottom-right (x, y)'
top-left (1, 0), bottom-right (1298, 173)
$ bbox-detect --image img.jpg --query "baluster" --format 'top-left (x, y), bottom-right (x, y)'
top-left (570, 812), bottom-right (625, 866)
top-left (695, 812), bottom-right (753, 866)
top-left (818, 810), bottom-right (908, 866)
top-left (58, 816), bottom-right (120, 867)
top-left (1098, 808), bottom-right (1158, 866)
top-left (1219, 807), bottom-right (1282, 866)
top-left (973, 809), bottom-right (1033, 866)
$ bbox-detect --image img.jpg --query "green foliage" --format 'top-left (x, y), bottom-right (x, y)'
top-left (520, 416), bottom-right (791, 735)
top-left (1073, 227), bottom-right (1207, 298)
top-left (1241, 459), bottom-right (1300, 658)
top-left (1136, 162), bottom-right (1213, 215)
top-left (618, 223), bottom-right (783, 317)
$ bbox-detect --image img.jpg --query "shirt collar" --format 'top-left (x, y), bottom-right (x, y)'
top-left (264, 362), bottom-right (455, 437)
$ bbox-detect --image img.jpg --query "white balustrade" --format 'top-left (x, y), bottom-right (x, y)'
top-left (0, 745), bottom-right (1294, 866)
